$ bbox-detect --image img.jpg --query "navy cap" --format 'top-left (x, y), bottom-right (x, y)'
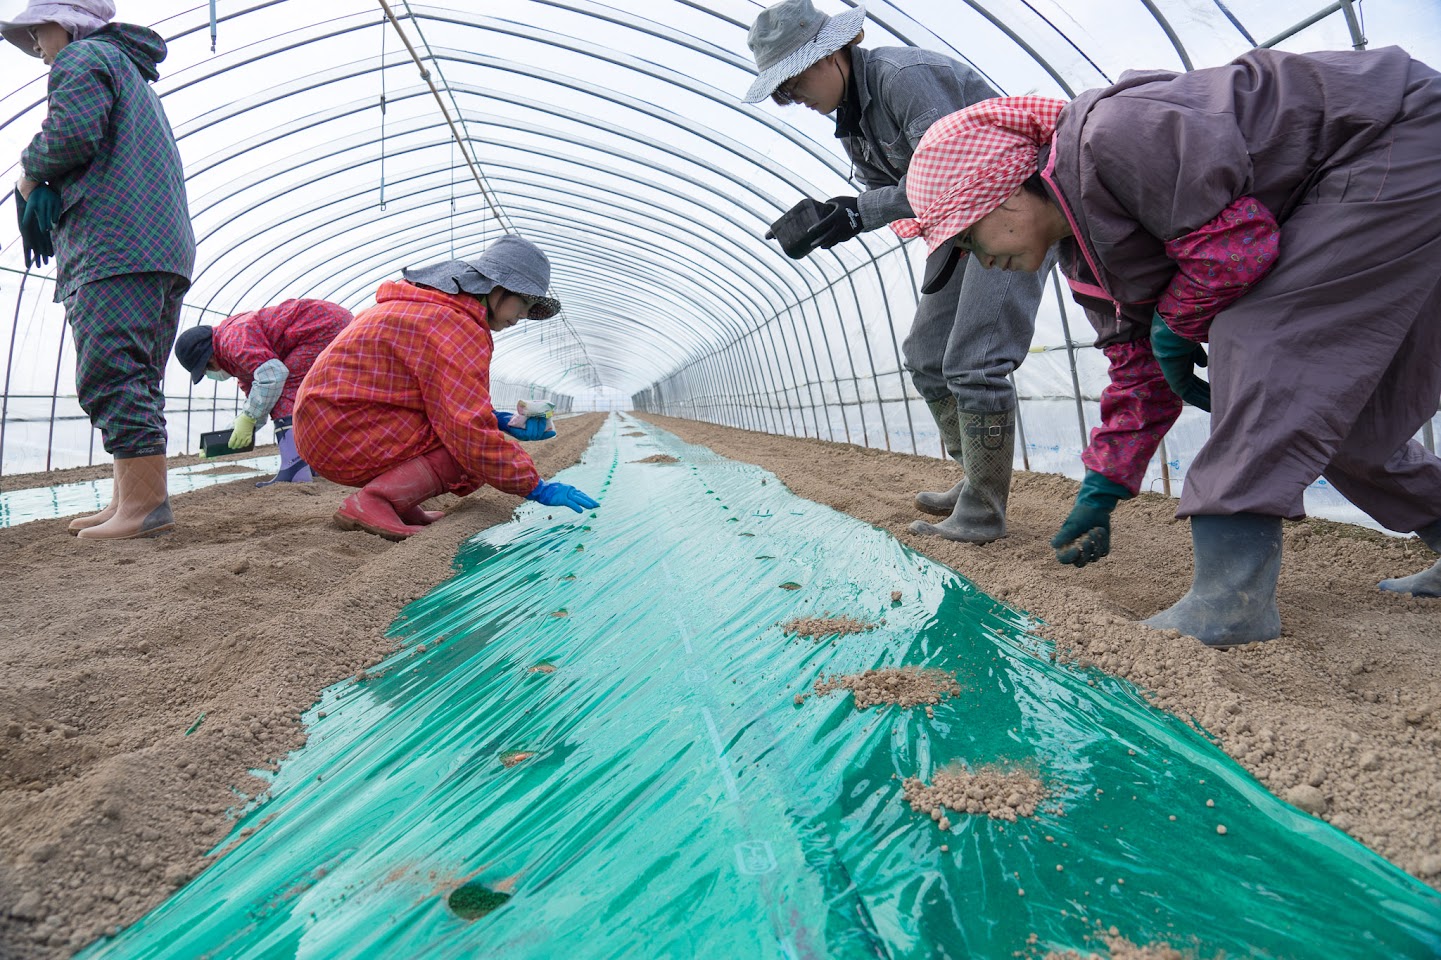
top-left (174, 325), bottom-right (215, 384)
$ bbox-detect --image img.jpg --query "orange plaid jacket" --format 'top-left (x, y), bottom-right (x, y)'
top-left (293, 281), bottom-right (540, 495)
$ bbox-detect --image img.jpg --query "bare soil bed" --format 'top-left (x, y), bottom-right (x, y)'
top-left (0, 414), bottom-right (605, 958)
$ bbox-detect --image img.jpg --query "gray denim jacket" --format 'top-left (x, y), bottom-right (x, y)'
top-left (842, 46), bottom-right (999, 231)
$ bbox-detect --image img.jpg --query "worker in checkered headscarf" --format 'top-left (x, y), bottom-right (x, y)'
top-left (898, 47), bottom-right (1441, 648)
top-left (3, 1), bottom-right (195, 539)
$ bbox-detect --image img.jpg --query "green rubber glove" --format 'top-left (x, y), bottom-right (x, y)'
top-left (1150, 311), bottom-right (1211, 412)
top-left (228, 413), bottom-right (256, 449)
top-left (22, 184), bottom-right (61, 233)
top-left (1052, 470), bottom-right (1132, 567)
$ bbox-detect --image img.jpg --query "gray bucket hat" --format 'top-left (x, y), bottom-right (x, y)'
top-left (0, 1), bottom-right (115, 56)
top-left (402, 234), bottom-right (561, 320)
top-left (742, 0), bottom-right (866, 104)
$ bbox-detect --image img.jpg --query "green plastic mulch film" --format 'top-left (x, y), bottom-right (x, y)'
top-left (81, 416), bottom-right (1441, 959)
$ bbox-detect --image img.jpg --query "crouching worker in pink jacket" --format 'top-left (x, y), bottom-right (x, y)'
top-left (174, 299), bottom-right (352, 485)
top-left (293, 235), bottom-right (599, 541)
top-left (896, 46), bottom-right (1441, 648)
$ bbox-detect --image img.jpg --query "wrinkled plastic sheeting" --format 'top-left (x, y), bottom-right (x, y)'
top-left (82, 417), bottom-right (1441, 959)
top-left (0, 456), bottom-right (278, 529)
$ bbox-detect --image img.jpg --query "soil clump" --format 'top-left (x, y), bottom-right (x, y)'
top-left (781, 614), bottom-right (876, 638)
top-left (904, 764), bottom-right (1050, 824)
top-left (802, 666), bottom-right (960, 710)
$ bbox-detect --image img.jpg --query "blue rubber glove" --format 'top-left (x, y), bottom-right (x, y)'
top-left (527, 479), bottom-right (599, 513)
top-left (1150, 311), bottom-right (1211, 412)
top-left (22, 184), bottom-right (61, 233)
top-left (1052, 471), bottom-right (1132, 567)
top-left (495, 411), bottom-right (556, 441)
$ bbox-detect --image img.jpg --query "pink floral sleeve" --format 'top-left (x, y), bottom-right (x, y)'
top-left (1156, 195), bottom-right (1280, 342)
top-left (1081, 339), bottom-right (1184, 495)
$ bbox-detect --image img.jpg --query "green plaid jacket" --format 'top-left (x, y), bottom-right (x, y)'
top-left (21, 23), bottom-right (195, 300)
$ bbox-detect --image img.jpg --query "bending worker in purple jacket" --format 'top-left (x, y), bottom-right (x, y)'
top-left (895, 46), bottom-right (1441, 648)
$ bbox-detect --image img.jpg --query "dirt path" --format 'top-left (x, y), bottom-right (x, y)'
top-left (638, 414), bottom-right (1441, 891)
top-left (0, 414), bottom-right (605, 959)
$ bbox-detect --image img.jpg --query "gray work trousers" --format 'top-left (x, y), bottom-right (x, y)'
top-left (901, 251), bottom-right (1050, 413)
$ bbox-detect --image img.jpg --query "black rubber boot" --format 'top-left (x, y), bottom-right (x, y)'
top-left (910, 409), bottom-right (1014, 544)
top-left (915, 395), bottom-right (966, 516)
top-left (1379, 519), bottom-right (1441, 597)
top-left (1143, 513), bottom-right (1283, 648)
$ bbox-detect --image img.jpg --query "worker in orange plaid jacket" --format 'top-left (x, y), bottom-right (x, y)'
top-left (294, 235), bottom-right (598, 540)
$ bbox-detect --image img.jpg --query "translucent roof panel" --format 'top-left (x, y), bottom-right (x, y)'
top-left (2, 0), bottom-right (1437, 403)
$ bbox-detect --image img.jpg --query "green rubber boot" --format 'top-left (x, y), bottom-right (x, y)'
top-left (914, 395), bottom-right (966, 516)
top-left (910, 409), bottom-right (1014, 544)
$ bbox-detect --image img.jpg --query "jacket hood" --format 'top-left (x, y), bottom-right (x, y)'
top-left (86, 22), bottom-right (167, 81)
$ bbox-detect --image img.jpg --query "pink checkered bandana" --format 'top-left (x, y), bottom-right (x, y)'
top-left (893, 96), bottom-right (1067, 251)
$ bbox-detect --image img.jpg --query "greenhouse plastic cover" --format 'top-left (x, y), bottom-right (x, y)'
top-left (80, 420), bottom-right (1441, 958)
top-left (2, 1), bottom-right (1439, 503)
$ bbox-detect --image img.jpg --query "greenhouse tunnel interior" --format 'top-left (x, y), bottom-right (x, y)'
top-left (3, 1), bottom-right (1441, 958)
top-left (1, 0), bottom-right (1437, 528)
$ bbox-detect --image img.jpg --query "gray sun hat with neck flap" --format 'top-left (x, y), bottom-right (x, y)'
top-left (742, 0), bottom-right (866, 104)
top-left (402, 234), bottom-right (561, 320)
top-left (0, 0), bottom-right (115, 55)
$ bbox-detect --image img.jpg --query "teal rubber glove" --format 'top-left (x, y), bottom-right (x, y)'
top-left (1150, 311), bottom-right (1211, 412)
top-left (22, 184), bottom-right (61, 233)
top-left (1052, 470), bottom-right (1132, 567)
top-left (14, 188), bottom-right (52, 268)
top-left (527, 479), bottom-right (599, 513)
top-left (495, 411), bottom-right (556, 441)
top-left (228, 413), bottom-right (256, 449)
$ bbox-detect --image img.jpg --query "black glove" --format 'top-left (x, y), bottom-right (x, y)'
top-left (13, 188), bottom-right (52, 270)
top-left (765, 197), bottom-right (831, 259)
top-left (1150, 311), bottom-right (1211, 411)
top-left (764, 196), bottom-right (864, 259)
top-left (811, 195), bottom-right (863, 249)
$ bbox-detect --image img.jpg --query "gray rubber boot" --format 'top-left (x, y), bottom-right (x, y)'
top-left (914, 395), bottom-right (966, 516)
top-left (1143, 513), bottom-right (1282, 648)
top-left (910, 409), bottom-right (1014, 544)
top-left (1378, 519), bottom-right (1441, 597)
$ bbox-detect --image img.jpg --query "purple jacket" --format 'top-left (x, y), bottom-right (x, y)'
top-left (1042, 46), bottom-right (1413, 322)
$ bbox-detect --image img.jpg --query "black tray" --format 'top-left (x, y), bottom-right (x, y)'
top-left (200, 428), bottom-right (254, 459)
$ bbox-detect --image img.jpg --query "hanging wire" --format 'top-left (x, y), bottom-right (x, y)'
top-left (377, 0), bottom-right (508, 228)
top-left (449, 138), bottom-right (456, 258)
top-left (379, 18), bottom-right (388, 211)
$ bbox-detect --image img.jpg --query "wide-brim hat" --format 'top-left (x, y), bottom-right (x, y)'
top-left (174, 325), bottom-right (215, 384)
top-left (402, 234), bottom-right (561, 320)
top-left (743, 0), bottom-right (866, 104)
top-left (0, 1), bottom-right (115, 56)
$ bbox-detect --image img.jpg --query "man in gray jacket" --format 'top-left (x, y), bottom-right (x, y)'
top-left (745, 0), bottom-right (1049, 543)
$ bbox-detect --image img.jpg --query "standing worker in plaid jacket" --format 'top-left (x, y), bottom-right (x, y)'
top-left (294, 235), bottom-right (599, 541)
top-left (173, 300), bottom-right (353, 486)
top-left (3, 0), bottom-right (195, 539)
